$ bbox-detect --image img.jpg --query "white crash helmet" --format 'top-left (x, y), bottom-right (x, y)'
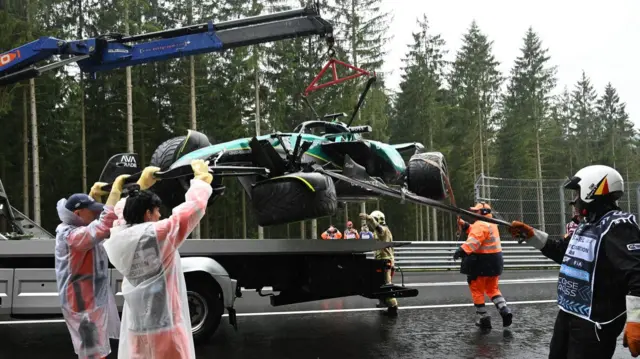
top-left (564, 165), bottom-right (624, 203)
top-left (370, 210), bottom-right (386, 225)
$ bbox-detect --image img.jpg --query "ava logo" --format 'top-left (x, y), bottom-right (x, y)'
top-left (117, 155), bottom-right (137, 168)
top-left (627, 243), bottom-right (640, 251)
top-left (0, 50), bottom-right (21, 67)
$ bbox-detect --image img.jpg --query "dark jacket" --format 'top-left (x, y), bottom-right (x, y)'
top-left (542, 205), bottom-right (640, 322)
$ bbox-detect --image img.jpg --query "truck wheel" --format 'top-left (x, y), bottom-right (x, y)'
top-left (251, 172), bottom-right (337, 226)
top-left (406, 152), bottom-right (449, 201)
top-left (186, 275), bottom-right (224, 345)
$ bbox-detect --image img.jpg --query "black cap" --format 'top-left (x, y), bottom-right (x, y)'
top-left (65, 193), bottom-right (104, 212)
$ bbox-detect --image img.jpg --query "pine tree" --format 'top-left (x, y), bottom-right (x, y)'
top-left (496, 27), bottom-right (556, 230)
top-left (447, 20), bottom-right (502, 204)
top-left (390, 14), bottom-right (447, 241)
top-left (597, 82), bottom-right (635, 168)
top-left (570, 70), bottom-right (598, 167)
top-left (497, 27), bottom-right (556, 178)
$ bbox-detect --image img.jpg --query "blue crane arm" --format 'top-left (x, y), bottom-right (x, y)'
top-left (0, 4), bottom-right (334, 86)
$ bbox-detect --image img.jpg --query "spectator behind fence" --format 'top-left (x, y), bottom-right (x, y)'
top-left (344, 221), bottom-right (360, 239)
top-left (321, 225), bottom-right (342, 240)
top-left (360, 224), bottom-right (374, 240)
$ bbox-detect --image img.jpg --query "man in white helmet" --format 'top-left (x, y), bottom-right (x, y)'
top-left (510, 165), bottom-right (640, 358)
top-left (360, 210), bottom-right (398, 316)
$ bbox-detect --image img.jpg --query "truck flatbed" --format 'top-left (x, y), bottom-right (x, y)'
top-left (0, 239), bottom-right (406, 258)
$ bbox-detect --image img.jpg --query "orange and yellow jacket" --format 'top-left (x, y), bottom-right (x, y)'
top-left (460, 219), bottom-right (504, 277)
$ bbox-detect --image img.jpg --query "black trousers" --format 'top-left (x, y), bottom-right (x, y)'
top-left (549, 310), bottom-right (626, 359)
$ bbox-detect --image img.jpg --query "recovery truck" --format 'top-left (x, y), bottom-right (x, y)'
top-left (0, 4), bottom-right (419, 344)
top-left (0, 176), bottom-right (416, 344)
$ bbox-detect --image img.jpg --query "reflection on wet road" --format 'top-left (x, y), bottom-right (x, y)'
top-left (0, 270), bottom-right (631, 358)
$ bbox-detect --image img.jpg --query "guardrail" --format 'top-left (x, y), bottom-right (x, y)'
top-left (367, 241), bottom-right (560, 270)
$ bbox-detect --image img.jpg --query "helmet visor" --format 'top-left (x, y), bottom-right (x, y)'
top-left (564, 176), bottom-right (581, 191)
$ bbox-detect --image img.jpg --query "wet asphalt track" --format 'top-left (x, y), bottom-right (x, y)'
top-left (0, 270), bottom-right (633, 358)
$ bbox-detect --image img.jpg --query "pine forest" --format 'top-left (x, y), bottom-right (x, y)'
top-left (0, 0), bottom-right (635, 241)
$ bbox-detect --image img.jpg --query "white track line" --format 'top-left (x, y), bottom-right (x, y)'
top-left (220, 299), bottom-right (557, 317)
top-left (0, 299), bottom-right (557, 325)
top-left (241, 277), bottom-right (557, 292)
top-left (407, 277), bottom-right (557, 287)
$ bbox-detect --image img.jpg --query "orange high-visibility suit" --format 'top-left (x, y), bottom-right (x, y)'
top-left (321, 227), bottom-right (342, 240)
top-left (454, 202), bottom-right (512, 329)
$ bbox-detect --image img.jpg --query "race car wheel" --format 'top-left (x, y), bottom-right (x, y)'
top-left (150, 136), bottom-right (187, 170)
top-left (149, 131), bottom-right (215, 210)
top-left (406, 152), bottom-right (449, 201)
top-left (251, 172), bottom-right (338, 226)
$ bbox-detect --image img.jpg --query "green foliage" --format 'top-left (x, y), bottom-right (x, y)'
top-left (0, 1), bottom-right (635, 241)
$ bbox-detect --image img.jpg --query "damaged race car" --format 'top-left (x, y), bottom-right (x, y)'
top-left (99, 119), bottom-right (450, 227)
top-left (98, 56), bottom-right (452, 226)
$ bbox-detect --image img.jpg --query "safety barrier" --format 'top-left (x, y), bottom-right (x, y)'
top-left (367, 241), bottom-right (560, 270)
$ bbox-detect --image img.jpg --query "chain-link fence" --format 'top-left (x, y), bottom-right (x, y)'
top-left (474, 175), bottom-right (640, 241)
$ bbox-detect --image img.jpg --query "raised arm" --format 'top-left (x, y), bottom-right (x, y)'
top-left (66, 206), bottom-right (117, 251)
top-left (154, 178), bottom-right (213, 249)
top-left (63, 176), bottom-right (129, 251)
top-left (509, 221), bottom-right (568, 264)
top-left (154, 160), bottom-right (213, 250)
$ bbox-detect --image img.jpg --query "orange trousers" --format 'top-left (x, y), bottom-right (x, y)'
top-left (468, 276), bottom-right (501, 305)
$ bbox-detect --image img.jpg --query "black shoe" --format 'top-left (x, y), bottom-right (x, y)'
top-left (500, 307), bottom-right (513, 327)
top-left (476, 315), bottom-right (491, 329)
top-left (385, 306), bottom-right (398, 317)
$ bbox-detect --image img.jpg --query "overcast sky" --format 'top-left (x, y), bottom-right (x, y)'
top-left (379, 0), bottom-right (640, 127)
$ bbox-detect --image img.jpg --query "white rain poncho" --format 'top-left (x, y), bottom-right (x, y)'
top-left (54, 199), bottom-right (121, 359)
top-left (103, 178), bottom-right (212, 359)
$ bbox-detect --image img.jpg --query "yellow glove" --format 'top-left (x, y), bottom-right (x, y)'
top-left (106, 174), bottom-right (131, 206)
top-left (89, 182), bottom-right (109, 203)
top-left (191, 159), bottom-right (212, 184)
top-left (137, 166), bottom-right (161, 190)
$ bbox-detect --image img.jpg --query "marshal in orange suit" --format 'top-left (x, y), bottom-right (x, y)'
top-left (454, 202), bottom-right (513, 330)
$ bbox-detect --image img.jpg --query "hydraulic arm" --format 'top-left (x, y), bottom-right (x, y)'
top-left (0, 4), bottom-right (334, 86)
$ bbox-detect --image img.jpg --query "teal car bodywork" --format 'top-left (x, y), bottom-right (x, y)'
top-left (169, 121), bottom-right (421, 196)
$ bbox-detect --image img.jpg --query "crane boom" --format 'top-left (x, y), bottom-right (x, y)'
top-left (0, 4), bottom-right (334, 86)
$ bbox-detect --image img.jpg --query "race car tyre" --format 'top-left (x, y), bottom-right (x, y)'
top-left (406, 152), bottom-right (449, 201)
top-left (149, 130), bottom-right (211, 170)
top-left (150, 135), bottom-right (187, 170)
top-left (251, 172), bottom-right (338, 226)
top-left (185, 272), bottom-right (224, 345)
top-left (149, 131), bottom-right (216, 210)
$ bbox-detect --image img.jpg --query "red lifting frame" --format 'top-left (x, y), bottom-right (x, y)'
top-left (303, 57), bottom-right (372, 97)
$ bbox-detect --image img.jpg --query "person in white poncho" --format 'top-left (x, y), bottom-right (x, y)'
top-left (103, 160), bottom-right (213, 359)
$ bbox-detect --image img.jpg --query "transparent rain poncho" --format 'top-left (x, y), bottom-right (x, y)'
top-left (54, 199), bottom-right (121, 359)
top-left (103, 179), bottom-right (212, 359)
